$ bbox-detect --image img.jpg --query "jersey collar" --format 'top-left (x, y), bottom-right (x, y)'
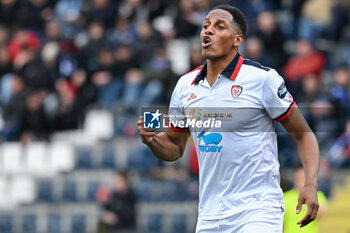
top-left (191, 53), bottom-right (244, 85)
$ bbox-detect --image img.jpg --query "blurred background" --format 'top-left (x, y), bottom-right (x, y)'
top-left (0, 0), bottom-right (349, 232)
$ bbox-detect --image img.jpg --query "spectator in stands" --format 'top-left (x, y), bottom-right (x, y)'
top-left (254, 10), bottom-right (287, 71)
top-left (229, 0), bottom-right (274, 34)
top-left (0, 74), bottom-right (27, 141)
top-left (84, 0), bottom-right (118, 29)
top-left (134, 20), bottom-right (163, 64)
top-left (327, 0), bottom-right (350, 41)
top-left (44, 19), bottom-right (62, 42)
top-left (284, 166), bottom-right (327, 233)
top-left (298, 0), bottom-right (334, 41)
top-left (189, 46), bottom-right (204, 70)
top-left (70, 69), bottom-right (97, 122)
top-left (173, 0), bottom-right (199, 39)
top-left (0, 24), bottom-right (10, 45)
top-left (8, 27), bottom-right (40, 62)
top-left (327, 120), bottom-right (350, 167)
top-left (242, 36), bottom-right (274, 68)
top-left (330, 65), bottom-right (350, 111)
top-left (21, 91), bottom-right (50, 142)
top-left (97, 171), bottom-right (137, 233)
top-left (143, 47), bottom-right (174, 103)
top-left (54, 0), bottom-right (83, 39)
top-left (117, 0), bottom-right (149, 23)
top-left (78, 21), bottom-right (107, 73)
top-left (92, 47), bottom-right (123, 109)
top-left (16, 0), bottom-right (56, 31)
top-left (53, 78), bottom-right (79, 131)
top-left (107, 16), bottom-right (137, 48)
top-left (193, 0), bottom-right (210, 26)
top-left (16, 41), bottom-right (59, 91)
top-left (113, 44), bottom-right (139, 79)
top-left (0, 0), bottom-right (21, 28)
top-left (329, 65), bottom-right (350, 132)
top-left (283, 39), bottom-right (325, 84)
top-left (0, 45), bottom-right (12, 82)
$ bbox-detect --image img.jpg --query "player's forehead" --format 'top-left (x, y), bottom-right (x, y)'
top-left (204, 9), bottom-right (233, 24)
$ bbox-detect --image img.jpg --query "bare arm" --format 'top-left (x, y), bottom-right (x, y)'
top-left (137, 116), bottom-right (190, 161)
top-left (281, 105), bottom-right (320, 227)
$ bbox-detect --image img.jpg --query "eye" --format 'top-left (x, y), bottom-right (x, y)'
top-left (202, 24), bottom-right (209, 29)
top-left (217, 25), bottom-right (225, 30)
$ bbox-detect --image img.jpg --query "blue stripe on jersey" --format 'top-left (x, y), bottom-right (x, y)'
top-left (243, 59), bottom-right (271, 72)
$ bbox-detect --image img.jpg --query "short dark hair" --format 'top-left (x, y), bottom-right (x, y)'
top-left (212, 4), bottom-right (247, 36)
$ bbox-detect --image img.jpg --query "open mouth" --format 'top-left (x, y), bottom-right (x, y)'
top-left (202, 36), bottom-right (212, 48)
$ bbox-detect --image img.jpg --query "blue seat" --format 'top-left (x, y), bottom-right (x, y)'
top-left (71, 214), bottom-right (86, 233)
top-left (0, 214), bottom-right (12, 233)
top-left (62, 181), bottom-right (77, 202)
top-left (86, 181), bottom-right (100, 201)
top-left (37, 180), bottom-right (53, 202)
top-left (47, 214), bottom-right (61, 233)
top-left (101, 147), bottom-right (116, 169)
top-left (147, 213), bottom-right (162, 233)
top-left (171, 214), bottom-right (187, 233)
top-left (76, 148), bottom-right (93, 169)
top-left (22, 214), bottom-right (36, 233)
top-left (127, 146), bottom-right (162, 172)
top-left (135, 178), bottom-right (155, 202)
top-left (161, 181), bottom-right (186, 202)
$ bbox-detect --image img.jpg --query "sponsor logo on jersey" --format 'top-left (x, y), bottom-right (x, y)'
top-left (277, 83), bottom-right (287, 99)
top-left (231, 85), bottom-right (243, 99)
top-left (198, 131), bottom-right (223, 152)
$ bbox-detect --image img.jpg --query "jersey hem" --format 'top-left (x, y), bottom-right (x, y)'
top-left (198, 202), bottom-right (284, 220)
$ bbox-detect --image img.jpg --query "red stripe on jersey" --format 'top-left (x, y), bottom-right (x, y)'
top-left (229, 56), bottom-right (244, 81)
top-left (190, 66), bottom-right (204, 85)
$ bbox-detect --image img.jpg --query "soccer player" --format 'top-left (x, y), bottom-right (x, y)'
top-left (138, 4), bottom-right (320, 233)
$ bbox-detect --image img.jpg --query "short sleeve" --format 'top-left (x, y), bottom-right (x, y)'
top-left (169, 80), bottom-right (189, 132)
top-left (261, 70), bottom-right (295, 121)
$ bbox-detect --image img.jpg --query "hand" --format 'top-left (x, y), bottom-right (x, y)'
top-left (102, 211), bottom-right (119, 225)
top-left (137, 116), bottom-right (156, 144)
top-left (296, 185), bottom-right (319, 227)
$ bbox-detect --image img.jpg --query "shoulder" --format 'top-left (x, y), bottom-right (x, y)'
top-left (241, 59), bottom-right (274, 81)
top-left (176, 65), bottom-right (203, 88)
top-left (242, 59), bottom-right (271, 73)
top-left (241, 59), bottom-right (285, 84)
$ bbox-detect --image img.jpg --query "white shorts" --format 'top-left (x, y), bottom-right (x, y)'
top-left (195, 206), bottom-right (284, 233)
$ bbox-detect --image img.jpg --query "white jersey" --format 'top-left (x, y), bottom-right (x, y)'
top-left (169, 54), bottom-right (295, 220)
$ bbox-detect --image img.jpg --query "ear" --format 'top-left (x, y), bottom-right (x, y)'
top-left (233, 34), bottom-right (244, 47)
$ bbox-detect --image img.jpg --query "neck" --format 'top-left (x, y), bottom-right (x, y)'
top-left (206, 50), bottom-right (238, 86)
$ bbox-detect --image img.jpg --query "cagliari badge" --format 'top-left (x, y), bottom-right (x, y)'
top-left (231, 85), bottom-right (243, 99)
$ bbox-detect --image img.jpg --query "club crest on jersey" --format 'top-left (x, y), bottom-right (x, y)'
top-left (278, 83), bottom-right (287, 99)
top-left (231, 85), bottom-right (243, 99)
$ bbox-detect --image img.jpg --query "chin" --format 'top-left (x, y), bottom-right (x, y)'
top-left (202, 51), bottom-right (218, 60)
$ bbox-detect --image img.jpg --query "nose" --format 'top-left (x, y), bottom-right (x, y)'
top-left (204, 25), bottom-right (214, 35)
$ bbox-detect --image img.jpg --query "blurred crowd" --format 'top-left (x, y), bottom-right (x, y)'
top-left (0, 0), bottom-right (350, 170)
